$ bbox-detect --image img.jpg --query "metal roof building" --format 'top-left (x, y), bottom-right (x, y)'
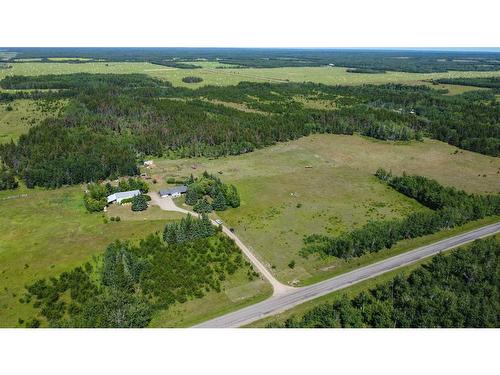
top-left (107, 190), bottom-right (141, 204)
top-left (159, 186), bottom-right (188, 198)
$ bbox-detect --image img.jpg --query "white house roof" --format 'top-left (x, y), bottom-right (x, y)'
top-left (159, 186), bottom-right (187, 196)
top-left (107, 190), bottom-right (141, 203)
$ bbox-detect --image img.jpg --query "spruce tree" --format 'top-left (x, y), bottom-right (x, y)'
top-left (193, 198), bottom-right (212, 214)
top-left (212, 190), bottom-right (227, 211)
top-left (185, 188), bottom-right (199, 205)
top-left (131, 195), bottom-right (148, 211)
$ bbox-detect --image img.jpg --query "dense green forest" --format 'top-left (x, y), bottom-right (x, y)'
top-left (302, 170), bottom-right (500, 259)
top-left (22, 216), bottom-right (257, 327)
top-left (434, 76), bottom-right (500, 90)
top-left (5, 47), bottom-right (500, 73)
top-left (0, 74), bottom-right (498, 188)
top-left (271, 237), bottom-right (499, 328)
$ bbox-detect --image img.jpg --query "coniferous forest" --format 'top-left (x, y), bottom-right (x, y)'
top-left (0, 74), bottom-right (498, 189)
top-left (271, 237), bottom-right (499, 328)
top-left (21, 216), bottom-right (257, 328)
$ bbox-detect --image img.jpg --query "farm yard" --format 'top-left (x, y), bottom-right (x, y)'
top-left (150, 134), bottom-right (500, 285)
top-left (0, 183), bottom-right (269, 327)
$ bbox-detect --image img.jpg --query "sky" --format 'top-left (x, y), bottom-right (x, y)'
top-left (1, 0), bottom-right (499, 47)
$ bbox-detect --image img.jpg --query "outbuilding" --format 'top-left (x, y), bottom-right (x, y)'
top-left (159, 186), bottom-right (188, 198)
top-left (107, 190), bottom-right (141, 204)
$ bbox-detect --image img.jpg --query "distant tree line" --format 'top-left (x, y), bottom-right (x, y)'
top-left (434, 76), bottom-right (500, 91)
top-left (150, 61), bottom-right (202, 69)
top-left (22, 215), bottom-right (256, 327)
top-left (301, 170), bottom-right (500, 259)
top-left (271, 237), bottom-right (500, 328)
top-left (5, 47), bottom-right (500, 72)
top-left (346, 68), bottom-right (385, 74)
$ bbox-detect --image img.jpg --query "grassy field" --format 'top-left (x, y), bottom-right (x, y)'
top-left (2, 61), bottom-right (500, 91)
top-left (0, 99), bottom-right (66, 144)
top-left (149, 269), bottom-right (272, 327)
top-left (149, 134), bottom-right (500, 285)
top-left (0, 182), bottom-right (271, 327)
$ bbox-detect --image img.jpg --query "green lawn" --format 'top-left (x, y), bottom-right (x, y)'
top-left (149, 134), bottom-right (500, 285)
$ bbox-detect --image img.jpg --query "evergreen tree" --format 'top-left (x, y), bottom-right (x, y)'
top-left (212, 189), bottom-right (227, 211)
top-left (131, 195), bottom-right (148, 211)
top-left (0, 166), bottom-right (18, 190)
top-left (185, 187), bottom-right (199, 205)
top-left (225, 185), bottom-right (241, 208)
top-left (193, 198), bottom-right (212, 213)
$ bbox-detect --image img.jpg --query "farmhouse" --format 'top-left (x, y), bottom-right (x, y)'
top-left (107, 190), bottom-right (141, 204)
top-left (159, 186), bottom-right (188, 198)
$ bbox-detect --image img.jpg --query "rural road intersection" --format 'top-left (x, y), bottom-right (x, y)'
top-left (150, 194), bottom-right (500, 328)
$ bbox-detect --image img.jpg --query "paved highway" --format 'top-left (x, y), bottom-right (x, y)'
top-left (195, 222), bottom-right (500, 328)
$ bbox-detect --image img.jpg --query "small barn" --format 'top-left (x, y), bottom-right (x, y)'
top-left (107, 190), bottom-right (141, 204)
top-left (159, 186), bottom-right (188, 198)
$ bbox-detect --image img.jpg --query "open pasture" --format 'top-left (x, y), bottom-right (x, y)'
top-left (2, 62), bottom-right (500, 91)
top-left (150, 134), bottom-right (500, 284)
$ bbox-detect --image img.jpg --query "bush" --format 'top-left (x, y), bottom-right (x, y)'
top-left (131, 195), bottom-right (148, 211)
top-left (25, 318), bottom-right (41, 328)
top-left (0, 166), bottom-right (18, 190)
top-left (83, 195), bottom-right (106, 213)
top-left (193, 197), bottom-right (212, 213)
top-left (182, 76), bottom-right (203, 84)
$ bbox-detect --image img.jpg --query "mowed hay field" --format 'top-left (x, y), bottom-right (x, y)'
top-left (150, 134), bottom-right (500, 285)
top-left (2, 62), bottom-right (500, 91)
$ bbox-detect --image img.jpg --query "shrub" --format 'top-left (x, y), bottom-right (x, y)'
top-left (182, 76), bottom-right (203, 84)
top-left (131, 195), bottom-right (148, 211)
top-left (193, 197), bottom-right (212, 213)
top-left (0, 166), bottom-right (18, 190)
